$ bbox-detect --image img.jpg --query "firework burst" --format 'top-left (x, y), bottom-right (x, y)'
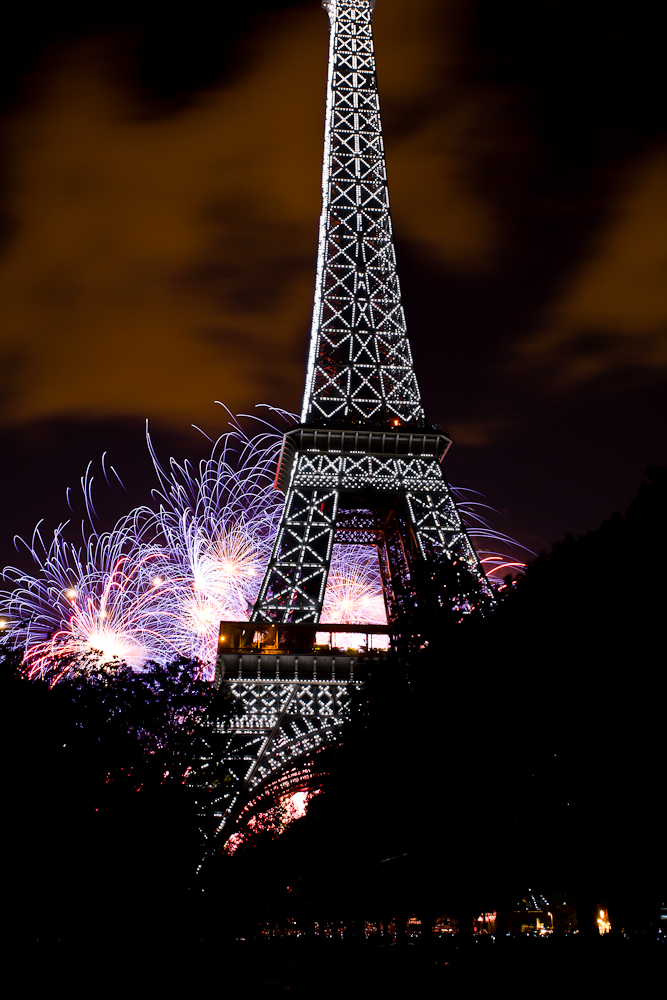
top-left (451, 487), bottom-right (533, 585)
top-left (321, 544), bottom-right (387, 625)
top-left (0, 409), bottom-right (291, 680)
top-left (137, 408), bottom-right (289, 667)
top-left (1, 406), bottom-right (529, 681)
top-left (1, 515), bottom-right (170, 681)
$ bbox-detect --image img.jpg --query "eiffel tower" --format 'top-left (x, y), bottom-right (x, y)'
top-left (195, 0), bottom-right (491, 853)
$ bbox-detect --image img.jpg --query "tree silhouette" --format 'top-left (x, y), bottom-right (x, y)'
top-left (199, 467), bottom-right (666, 939)
top-left (1, 647), bottom-right (211, 947)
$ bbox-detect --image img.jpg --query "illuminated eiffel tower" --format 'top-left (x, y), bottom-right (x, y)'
top-left (252, 0), bottom-right (488, 623)
top-left (195, 0), bottom-right (490, 854)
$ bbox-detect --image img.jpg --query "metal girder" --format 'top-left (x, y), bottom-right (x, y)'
top-left (199, 1), bottom-right (492, 855)
top-left (193, 663), bottom-right (357, 845)
top-left (302, 0), bottom-right (423, 427)
top-left (251, 0), bottom-right (490, 627)
top-left (253, 449), bottom-right (489, 623)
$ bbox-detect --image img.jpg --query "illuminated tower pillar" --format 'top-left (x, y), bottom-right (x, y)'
top-left (252, 0), bottom-right (490, 625)
top-left (195, 0), bottom-right (491, 856)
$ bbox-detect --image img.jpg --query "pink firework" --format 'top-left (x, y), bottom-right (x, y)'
top-left (321, 544), bottom-right (387, 625)
top-left (1, 406), bottom-right (530, 681)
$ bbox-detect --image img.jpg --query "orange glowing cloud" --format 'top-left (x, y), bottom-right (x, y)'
top-left (516, 149), bottom-right (667, 386)
top-left (0, 1), bottom-right (495, 430)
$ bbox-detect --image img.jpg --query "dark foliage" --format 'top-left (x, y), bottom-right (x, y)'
top-left (1, 650), bottom-right (211, 946)
top-left (3, 467), bottom-right (665, 951)
top-left (202, 467), bottom-right (666, 940)
top-left (47, 652), bottom-right (212, 774)
top-left (392, 550), bottom-right (495, 655)
top-left (495, 462), bottom-right (666, 634)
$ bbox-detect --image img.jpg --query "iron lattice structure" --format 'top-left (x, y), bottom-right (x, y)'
top-left (195, 0), bottom-right (490, 852)
top-left (196, 654), bottom-right (357, 848)
top-left (253, 0), bottom-right (489, 624)
top-left (302, 0), bottom-right (421, 428)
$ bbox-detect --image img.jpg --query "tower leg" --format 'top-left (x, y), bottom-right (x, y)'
top-left (192, 663), bottom-right (355, 853)
top-left (405, 486), bottom-right (490, 589)
top-left (253, 447), bottom-right (491, 624)
top-left (252, 479), bottom-right (338, 624)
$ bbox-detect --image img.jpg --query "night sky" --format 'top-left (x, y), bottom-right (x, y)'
top-left (1, 0), bottom-right (665, 572)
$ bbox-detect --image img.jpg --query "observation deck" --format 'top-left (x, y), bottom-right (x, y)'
top-left (274, 427), bottom-right (452, 493)
top-left (215, 620), bottom-right (390, 686)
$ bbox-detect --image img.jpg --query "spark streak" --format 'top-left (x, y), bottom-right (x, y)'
top-left (0, 409), bottom-right (529, 681)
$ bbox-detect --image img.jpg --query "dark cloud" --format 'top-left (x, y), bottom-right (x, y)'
top-left (0, 2), bottom-right (501, 431)
top-left (515, 150), bottom-right (667, 385)
top-left (0, 22), bottom-right (323, 427)
top-left (0, 0), bottom-right (665, 564)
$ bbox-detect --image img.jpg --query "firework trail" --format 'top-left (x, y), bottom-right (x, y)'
top-left (321, 544), bottom-right (386, 625)
top-left (0, 406), bottom-right (530, 681)
top-left (317, 543), bottom-right (389, 651)
top-left (136, 407), bottom-right (290, 668)
top-left (0, 409), bottom-right (291, 680)
top-left (451, 487), bottom-right (533, 585)
top-left (0, 509), bottom-right (170, 681)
